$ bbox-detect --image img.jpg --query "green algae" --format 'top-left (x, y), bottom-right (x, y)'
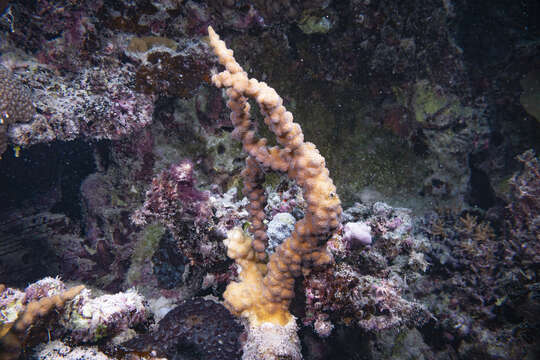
top-left (408, 80), bottom-right (474, 124)
top-left (126, 223), bottom-right (165, 285)
top-left (298, 14), bottom-right (334, 34)
top-left (292, 82), bottom-right (430, 207)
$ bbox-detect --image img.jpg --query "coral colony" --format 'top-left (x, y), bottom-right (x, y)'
top-left (207, 26), bottom-right (341, 359)
top-left (1, 1), bottom-right (539, 360)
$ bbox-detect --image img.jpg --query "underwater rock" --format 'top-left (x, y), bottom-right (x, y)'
top-left (134, 50), bottom-right (210, 98)
top-left (32, 340), bottom-right (113, 360)
top-left (122, 297), bottom-right (243, 360)
top-left (62, 288), bottom-right (148, 343)
top-left (342, 221), bottom-right (372, 248)
top-left (267, 212), bottom-right (296, 252)
top-left (7, 64), bottom-right (154, 148)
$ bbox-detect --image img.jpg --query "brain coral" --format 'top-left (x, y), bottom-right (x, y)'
top-left (0, 65), bottom-right (35, 156)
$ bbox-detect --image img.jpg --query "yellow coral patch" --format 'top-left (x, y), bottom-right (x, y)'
top-left (223, 228), bottom-right (292, 326)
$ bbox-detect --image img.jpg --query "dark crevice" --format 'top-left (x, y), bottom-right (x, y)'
top-left (468, 159), bottom-right (496, 209)
top-left (0, 140), bottom-right (96, 219)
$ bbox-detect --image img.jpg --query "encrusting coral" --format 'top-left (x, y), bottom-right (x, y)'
top-left (207, 26), bottom-right (342, 359)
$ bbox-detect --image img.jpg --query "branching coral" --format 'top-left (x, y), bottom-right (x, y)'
top-left (207, 26), bottom-right (342, 359)
top-left (0, 281), bottom-right (84, 360)
top-left (0, 278), bottom-right (151, 359)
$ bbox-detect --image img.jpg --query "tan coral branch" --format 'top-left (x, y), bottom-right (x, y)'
top-left (207, 26), bottom-right (342, 328)
top-left (0, 285), bottom-right (84, 360)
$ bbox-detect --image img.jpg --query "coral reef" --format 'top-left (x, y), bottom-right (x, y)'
top-left (416, 173), bottom-right (540, 360)
top-left (267, 212), bottom-right (297, 252)
top-left (0, 1), bottom-right (538, 359)
top-left (0, 0), bottom-right (155, 151)
top-left (127, 36), bottom-right (178, 53)
top-left (131, 160), bottom-right (231, 269)
top-left (134, 48), bottom-right (210, 98)
top-left (302, 201), bottom-right (431, 338)
top-left (304, 265), bottom-right (428, 335)
top-left (74, 172), bottom-right (140, 291)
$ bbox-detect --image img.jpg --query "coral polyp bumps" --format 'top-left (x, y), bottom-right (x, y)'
top-left (207, 26), bottom-right (342, 359)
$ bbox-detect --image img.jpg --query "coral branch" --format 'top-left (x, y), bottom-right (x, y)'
top-left (0, 281), bottom-right (84, 360)
top-left (207, 26), bottom-right (342, 359)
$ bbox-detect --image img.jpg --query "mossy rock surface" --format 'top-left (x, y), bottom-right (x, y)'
top-left (520, 70), bottom-right (540, 122)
